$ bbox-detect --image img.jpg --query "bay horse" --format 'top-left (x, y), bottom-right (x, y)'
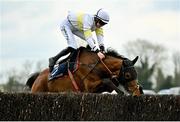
top-left (26, 47), bottom-right (143, 96)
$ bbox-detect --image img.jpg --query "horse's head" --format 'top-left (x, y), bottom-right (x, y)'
top-left (104, 48), bottom-right (143, 96)
top-left (115, 56), bottom-right (143, 96)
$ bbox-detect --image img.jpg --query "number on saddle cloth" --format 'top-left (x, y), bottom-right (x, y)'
top-left (49, 50), bottom-right (79, 81)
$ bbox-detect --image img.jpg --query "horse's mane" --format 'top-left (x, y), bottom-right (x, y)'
top-left (106, 48), bottom-right (126, 59)
top-left (78, 46), bottom-right (126, 59)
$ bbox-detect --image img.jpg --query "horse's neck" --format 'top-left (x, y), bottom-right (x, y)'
top-left (79, 49), bottom-right (98, 63)
top-left (79, 49), bottom-right (123, 73)
top-left (104, 56), bottom-right (123, 72)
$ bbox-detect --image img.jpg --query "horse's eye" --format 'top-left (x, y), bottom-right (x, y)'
top-left (125, 72), bottom-right (131, 79)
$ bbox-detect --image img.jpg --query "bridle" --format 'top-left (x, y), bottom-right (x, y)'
top-left (118, 59), bottom-right (137, 85)
top-left (99, 59), bottom-right (138, 94)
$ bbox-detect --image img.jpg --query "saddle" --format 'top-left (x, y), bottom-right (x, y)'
top-left (49, 50), bottom-right (79, 81)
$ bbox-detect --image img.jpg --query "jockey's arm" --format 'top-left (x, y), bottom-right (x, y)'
top-left (84, 30), bottom-right (100, 52)
top-left (84, 30), bottom-right (105, 60)
top-left (95, 28), bottom-right (105, 52)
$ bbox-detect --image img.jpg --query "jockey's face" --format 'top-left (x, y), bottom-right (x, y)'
top-left (95, 20), bottom-right (107, 28)
top-left (96, 22), bottom-right (101, 28)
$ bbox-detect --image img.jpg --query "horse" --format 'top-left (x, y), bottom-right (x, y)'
top-left (26, 47), bottom-right (143, 96)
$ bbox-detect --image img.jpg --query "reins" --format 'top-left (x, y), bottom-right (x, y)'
top-left (79, 60), bottom-right (100, 83)
top-left (100, 59), bottom-right (130, 94)
top-left (67, 54), bottom-right (128, 94)
top-left (69, 59), bottom-right (120, 91)
top-left (78, 59), bottom-right (117, 83)
top-left (99, 59), bottom-right (119, 81)
top-left (67, 58), bottom-right (114, 91)
top-left (100, 59), bottom-right (116, 78)
top-left (67, 60), bottom-right (100, 91)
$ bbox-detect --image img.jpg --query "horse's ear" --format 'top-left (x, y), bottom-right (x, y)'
top-left (132, 56), bottom-right (139, 65)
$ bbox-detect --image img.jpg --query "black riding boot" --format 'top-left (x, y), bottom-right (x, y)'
top-left (49, 47), bottom-right (75, 72)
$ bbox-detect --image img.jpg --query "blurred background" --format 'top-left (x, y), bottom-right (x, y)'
top-left (0, 0), bottom-right (180, 94)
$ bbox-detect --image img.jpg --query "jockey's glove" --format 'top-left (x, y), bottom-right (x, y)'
top-left (100, 45), bottom-right (105, 53)
top-left (95, 49), bottom-right (100, 53)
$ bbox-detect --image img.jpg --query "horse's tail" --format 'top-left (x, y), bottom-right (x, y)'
top-left (26, 72), bottom-right (40, 89)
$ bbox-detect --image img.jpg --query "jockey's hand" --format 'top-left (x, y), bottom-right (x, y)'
top-left (101, 50), bottom-right (106, 54)
top-left (100, 45), bottom-right (105, 54)
top-left (97, 51), bottom-right (105, 60)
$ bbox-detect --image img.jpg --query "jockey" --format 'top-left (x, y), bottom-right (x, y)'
top-left (49, 9), bottom-right (110, 72)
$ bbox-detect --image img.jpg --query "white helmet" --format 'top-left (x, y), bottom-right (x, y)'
top-left (95, 9), bottom-right (110, 24)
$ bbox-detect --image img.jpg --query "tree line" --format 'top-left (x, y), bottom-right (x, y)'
top-left (0, 60), bottom-right (46, 92)
top-left (123, 39), bottom-right (180, 92)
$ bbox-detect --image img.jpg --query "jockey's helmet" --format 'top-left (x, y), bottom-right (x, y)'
top-left (95, 9), bottom-right (110, 24)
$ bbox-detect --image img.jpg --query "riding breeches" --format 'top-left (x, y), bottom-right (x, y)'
top-left (60, 19), bottom-right (86, 49)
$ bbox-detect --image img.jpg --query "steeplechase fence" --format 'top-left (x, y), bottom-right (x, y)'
top-left (0, 92), bottom-right (179, 121)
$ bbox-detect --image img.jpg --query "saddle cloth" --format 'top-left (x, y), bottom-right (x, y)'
top-left (49, 51), bottom-right (79, 81)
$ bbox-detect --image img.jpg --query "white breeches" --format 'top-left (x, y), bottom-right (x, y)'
top-left (60, 19), bottom-right (85, 49)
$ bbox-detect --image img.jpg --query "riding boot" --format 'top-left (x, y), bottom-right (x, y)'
top-left (49, 47), bottom-right (75, 72)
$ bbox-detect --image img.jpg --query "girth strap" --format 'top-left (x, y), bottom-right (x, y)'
top-left (68, 69), bottom-right (80, 92)
top-left (67, 55), bottom-right (80, 92)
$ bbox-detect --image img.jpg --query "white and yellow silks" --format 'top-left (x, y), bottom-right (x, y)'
top-left (68, 12), bottom-right (104, 51)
